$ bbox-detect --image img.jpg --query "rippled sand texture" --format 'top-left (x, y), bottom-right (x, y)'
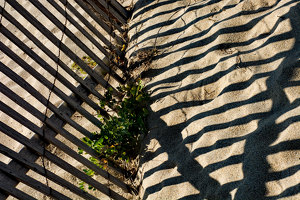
top-left (127, 0), bottom-right (300, 199)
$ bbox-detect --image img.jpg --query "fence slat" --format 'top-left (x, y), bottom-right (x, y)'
top-left (0, 144), bottom-right (100, 200)
top-left (5, 0), bottom-right (124, 92)
top-left (73, 0), bottom-right (124, 44)
top-left (0, 82), bottom-right (131, 192)
top-left (26, 0), bottom-right (126, 85)
top-left (0, 25), bottom-right (110, 118)
top-left (0, 42), bottom-right (104, 129)
top-left (0, 116), bottom-right (127, 200)
top-left (0, 6), bottom-right (105, 102)
top-left (0, 162), bottom-right (72, 200)
top-left (0, 181), bottom-right (37, 200)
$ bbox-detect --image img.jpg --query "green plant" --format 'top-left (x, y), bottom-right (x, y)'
top-left (78, 79), bottom-right (149, 191)
top-left (71, 56), bottom-right (97, 74)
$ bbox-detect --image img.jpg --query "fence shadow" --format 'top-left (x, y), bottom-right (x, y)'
top-left (131, 0), bottom-right (300, 199)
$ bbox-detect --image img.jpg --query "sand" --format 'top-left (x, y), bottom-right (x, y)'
top-left (1, 0), bottom-right (300, 199)
top-left (126, 0), bottom-right (300, 199)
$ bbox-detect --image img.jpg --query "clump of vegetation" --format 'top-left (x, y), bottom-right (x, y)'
top-left (71, 56), bottom-right (97, 74)
top-left (78, 79), bottom-right (149, 191)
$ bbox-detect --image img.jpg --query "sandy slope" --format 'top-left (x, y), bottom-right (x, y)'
top-left (127, 0), bottom-right (300, 199)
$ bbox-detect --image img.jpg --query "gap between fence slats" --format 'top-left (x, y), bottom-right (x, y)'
top-left (0, 121), bottom-right (127, 200)
top-left (96, 0), bottom-right (128, 23)
top-left (103, 0), bottom-right (129, 19)
top-left (78, 0), bottom-right (124, 34)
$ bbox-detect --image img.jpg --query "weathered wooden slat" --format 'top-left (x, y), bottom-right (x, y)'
top-left (0, 181), bottom-right (37, 200)
top-left (57, 0), bottom-right (122, 56)
top-left (0, 162), bottom-right (72, 200)
top-left (0, 6), bottom-right (105, 102)
top-left (86, 0), bottom-right (126, 25)
top-left (5, 0), bottom-right (124, 93)
top-left (0, 121), bottom-right (127, 200)
top-left (26, 0), bottom-right (125, 85)
top-left (0, 24), bottom-right (110, 119)
top-left (0, 42), bottom-right (103, 129)
top-left (0, 82), bottom-right (131, 192)
top-left (73, 0), bottom-right (124, 44)
top-left (0, 144), bottom-right (100, 200)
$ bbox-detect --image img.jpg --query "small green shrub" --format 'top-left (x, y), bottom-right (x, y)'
top-left (78, 79), bottom-right (149, 191)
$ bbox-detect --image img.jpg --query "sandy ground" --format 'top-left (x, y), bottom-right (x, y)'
top-left (126, 0), bottom-right (300, 199)
top-left (1, 0), bottom-right (300, 199)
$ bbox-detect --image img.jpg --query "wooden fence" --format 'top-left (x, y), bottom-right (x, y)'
top-left (0, 0), bottom-right (133, 199)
